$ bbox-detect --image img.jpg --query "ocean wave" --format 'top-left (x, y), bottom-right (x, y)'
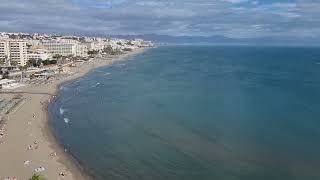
top-left (91, 82), bottom-right (101, 88)
top-left (64, 118), bottom-right (70, 124)
top-left (116, 63), bottom-right (126, 67)
top-left (104, 72), bottom-right (111, 76)
top-left (59, 108), bottom-right (65, 115)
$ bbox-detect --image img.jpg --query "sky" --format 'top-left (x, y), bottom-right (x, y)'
top-left (1, 0), bottom-right (320, 41)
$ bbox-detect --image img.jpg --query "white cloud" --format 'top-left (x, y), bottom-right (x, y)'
top-left (0, 0), bottom-right (319, 42)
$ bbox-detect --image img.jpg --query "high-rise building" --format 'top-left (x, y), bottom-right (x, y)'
top-left (9, 40), bottom-right (28, 66)
top-left (0, 40), bottom-right (27, 66)
top-left (0, 41), bottom-right (10, 62)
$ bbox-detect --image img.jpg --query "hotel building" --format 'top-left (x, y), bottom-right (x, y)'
top-left (42, 41), bottom-right (88, 57)
top-left (42, 41), bottom-right (76, 56)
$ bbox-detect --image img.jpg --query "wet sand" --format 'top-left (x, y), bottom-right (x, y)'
top-left (0, 48), bottom-right (147, 180)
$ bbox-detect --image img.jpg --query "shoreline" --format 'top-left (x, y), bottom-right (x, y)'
top-left (47, 48), bottom-right (150, 179)
top-left (0, 48), bottom-right (148, 179)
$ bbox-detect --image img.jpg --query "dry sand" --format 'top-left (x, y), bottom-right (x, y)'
top-left (0, 48), bottom-right (147, 180)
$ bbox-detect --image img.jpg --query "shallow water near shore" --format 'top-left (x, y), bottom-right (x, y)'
top-left (49, 46), bottom-right (320, 180)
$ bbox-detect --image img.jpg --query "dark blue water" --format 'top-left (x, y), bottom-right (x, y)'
top-left (49, 46), bottom-right (320, 180)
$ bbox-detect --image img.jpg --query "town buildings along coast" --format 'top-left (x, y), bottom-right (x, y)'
top-left (0, 32), bottom-right (154, 89)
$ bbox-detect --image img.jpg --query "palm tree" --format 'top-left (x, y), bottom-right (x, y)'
top-left (29, 174), bottom-right (46, 180)
top-left (10, 61), bottom-right (18, 66)
top-left (2, 71), bottom-right (9, 79)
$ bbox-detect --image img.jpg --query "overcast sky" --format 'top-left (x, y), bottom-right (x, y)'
top-left (1, 0), bottom-right (319, 40)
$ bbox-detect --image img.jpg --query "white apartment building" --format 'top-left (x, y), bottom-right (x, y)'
top-left (9, 40), bottom-right (28, 66)
top-left (83, 42), bottom-right (104, 51)
top-left (42, 41), bottom-right (76, 56)
top-left (75, 44), bottom-right (88, 57)
top-left (94, 42), bottom-right (105, 51)
top-left (0, 40), bottom-right (28, 66)
top-left (26, 39), bottom-right (41, 46)
top-left (42, 41), bottom-right (88, 57)
top-left (83, 42), bottom-right (95, 51)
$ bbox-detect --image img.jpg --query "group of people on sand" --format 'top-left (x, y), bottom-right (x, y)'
top-left (25, 141), bottom-right (70, 178)
top-left (24, 112), bottom-right (69, 178)
top-left (3, 97), bottom-right (71, 179)
top-left (27, 140), bottom-right (39, 150)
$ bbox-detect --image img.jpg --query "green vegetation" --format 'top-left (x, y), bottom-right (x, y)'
top-left (123, 48), bottom-right (132, 51)
top-left (102, 45), bottom-right (122, 55)
top-left (10, 61), bottom-right (18, 66)
top-left (0, 58), bottom-right (5, 65)
top-left (66, 54), bottom-right (74, 59)
top-left (25, 59), bottom-right (57, 68)
top-left (0, 55), bottom-right (9, 65)
top-left (26, 58), bottom-right (42, 67)
top-left (52, 54), bottom-right (63, 60)
top-left (126, 41), bottom-right (134, 46)
top-left (2, 71), bottom-right (9, 79)
top-left (19, 65), bottom-right (28, 71)
top-left (29, 174), bottom-right (46, 180)
top-left (42, 60), bottom-right (57, 66)
top-left (102, 45), bottom-right (113, 53)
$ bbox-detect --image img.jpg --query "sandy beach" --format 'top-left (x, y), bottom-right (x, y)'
top-left (0, 48), bottom-right (147, 180)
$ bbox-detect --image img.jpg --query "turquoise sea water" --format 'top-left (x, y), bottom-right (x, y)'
top-left (49, 46), bottom-right (320, 180)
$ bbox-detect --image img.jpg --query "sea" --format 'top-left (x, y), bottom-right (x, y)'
top-left (49, 46), bottom-right (320, 180)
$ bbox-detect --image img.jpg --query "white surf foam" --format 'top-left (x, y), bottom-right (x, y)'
top-left (59, 108), bottom-right (65, 115)
top-left (64, 118), bottom-right (70, 124)
top-left (91, 82), bottom-right (101, 88)
top-left (117, 63), bottom-right (126, 66)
